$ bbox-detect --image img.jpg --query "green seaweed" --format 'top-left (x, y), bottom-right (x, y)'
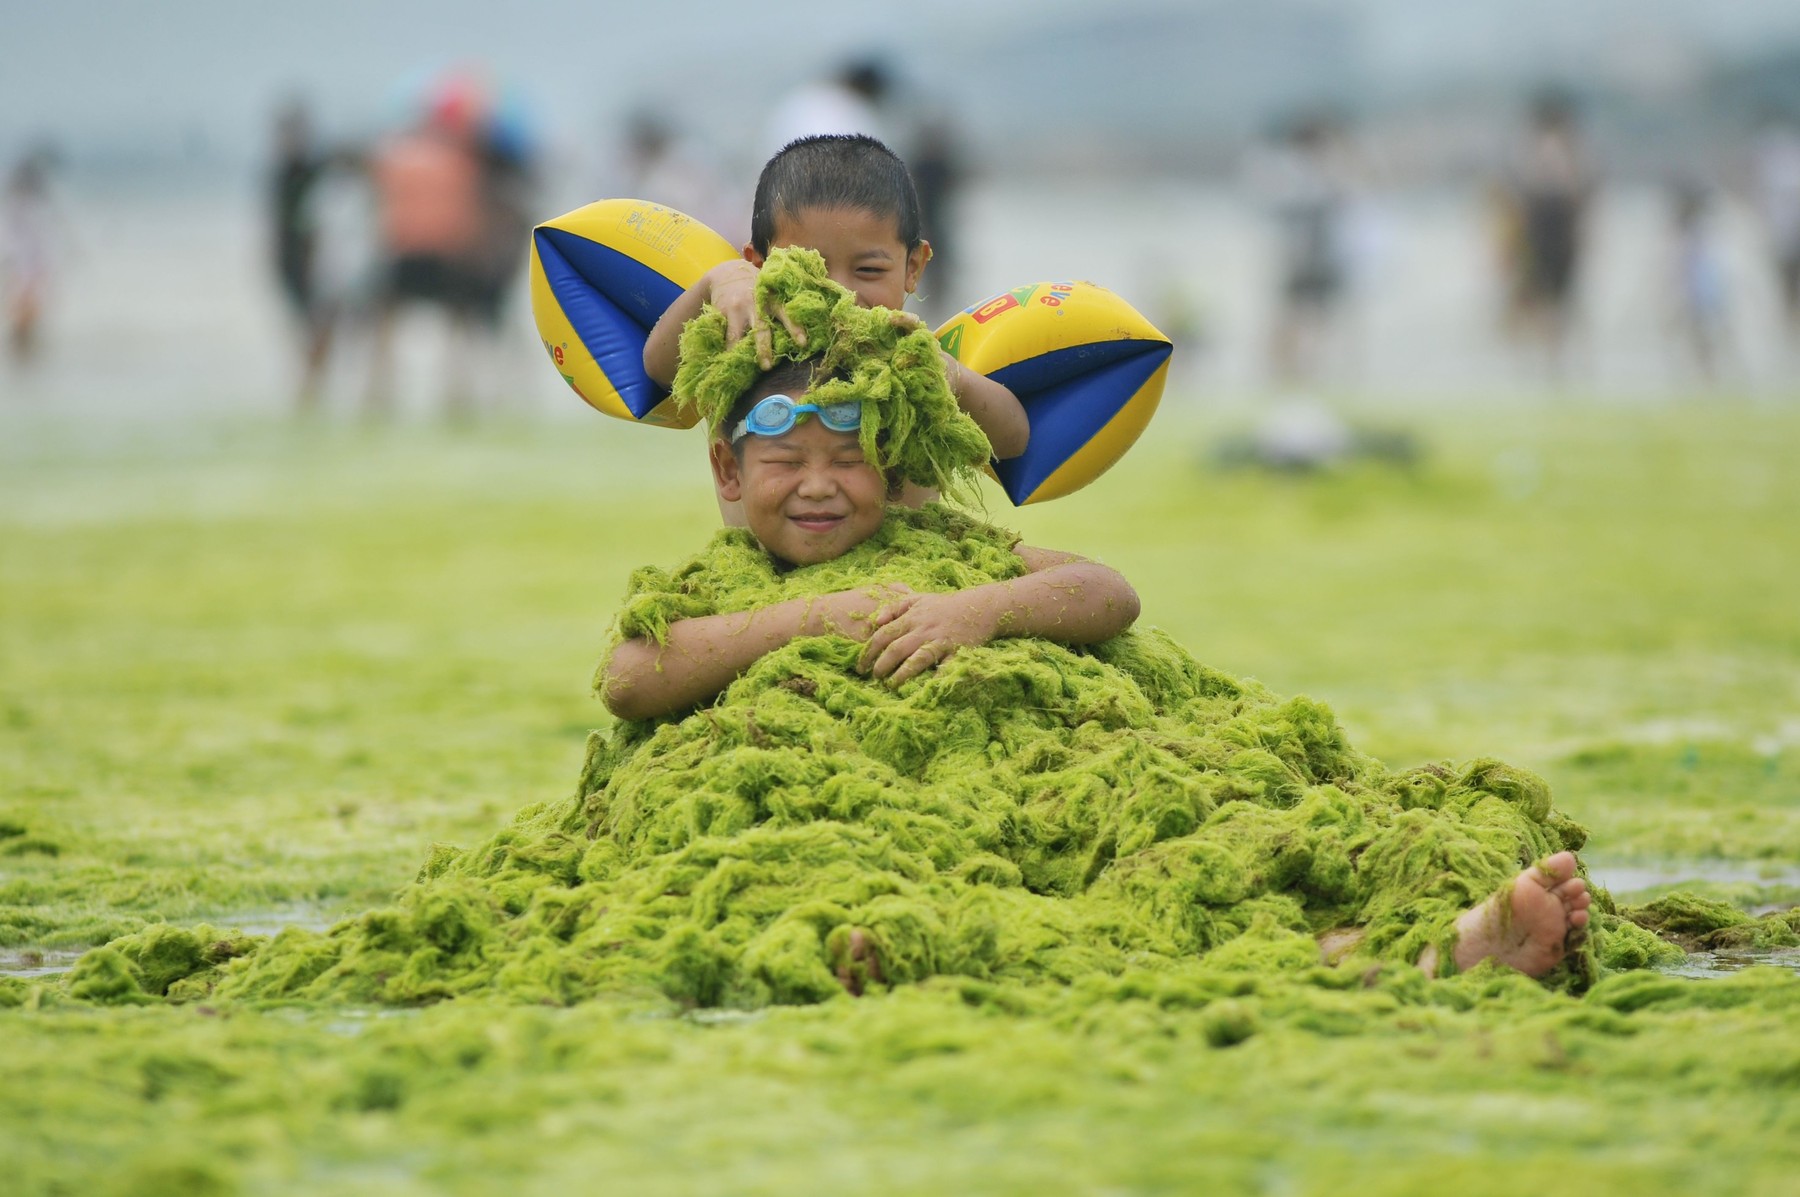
top-left (80, 504), bottom-right (1621, 1013)
top-left (1621, 891), bottom-right (1800, 951)
top-left (672, 246), bottom-right (992, 496)
top-left (5, 407), bottom-right (1800, 1195)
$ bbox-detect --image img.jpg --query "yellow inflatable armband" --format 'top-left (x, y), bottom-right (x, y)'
top-left (935, 282), bottom-right (1172, 505)
top-left (529, 198), bottom-right (737, 427)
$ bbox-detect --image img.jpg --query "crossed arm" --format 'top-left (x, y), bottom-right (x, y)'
top-left (599, 546), bottom-right (1140, 722)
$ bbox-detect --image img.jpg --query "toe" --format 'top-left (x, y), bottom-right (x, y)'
top-left (1551, 875), bottom-right (1587, 900)
top-left (1537, 851), bottom-right (1578, 884)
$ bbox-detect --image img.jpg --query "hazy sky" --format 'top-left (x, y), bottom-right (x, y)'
top-left (6, 0), bottom-right (1800, 169)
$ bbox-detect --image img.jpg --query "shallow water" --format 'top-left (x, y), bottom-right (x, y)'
top-left (0, 949), bottom-right (83, 979)
top-left (0, 904), bottom-right (341, 980)
top-left (206, 904), bottom-right (342, 938)
top-left (1658, 947), bottom-right (1800, 978)
top-left (1587, 861), bottom-right (1800, 895)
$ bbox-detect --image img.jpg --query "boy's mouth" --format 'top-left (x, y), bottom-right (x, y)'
top-left (788, 511), bottom-right (845, 533)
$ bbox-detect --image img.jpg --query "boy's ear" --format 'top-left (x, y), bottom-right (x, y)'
top-left (904, 240), bottom-right (933, 295)
top-left (709, 437), bottom-right (743, 502)
top-left (742, 243), bottom-right (765, 268)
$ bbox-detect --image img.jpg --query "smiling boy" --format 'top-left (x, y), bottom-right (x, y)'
top-left (600, 357), bottom-right (1140, 722)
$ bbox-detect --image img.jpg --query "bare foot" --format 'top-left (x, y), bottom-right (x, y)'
top-left (1422, 851), bottom-right (1592, 978)
top-left (833, 928), bottom-right (885, 997)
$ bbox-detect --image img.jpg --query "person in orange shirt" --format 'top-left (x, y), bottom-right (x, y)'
top-left (364, 106), bottom-right (487, 417)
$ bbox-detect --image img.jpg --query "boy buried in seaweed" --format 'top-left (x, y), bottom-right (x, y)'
top-left (596, 247), bottom-right (1591, 999)
top-left (96, 247), bottom-right (1616, 1011)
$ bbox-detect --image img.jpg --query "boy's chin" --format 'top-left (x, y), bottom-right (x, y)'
top-left (769, 543), bottom-right (841, 568)
top-left (758, 528), bottom-right (874, 568)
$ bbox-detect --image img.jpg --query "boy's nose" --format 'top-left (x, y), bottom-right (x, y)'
top-left (795, 465), bottom-right (838, 498)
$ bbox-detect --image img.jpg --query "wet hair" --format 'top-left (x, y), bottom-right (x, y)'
top-left (749, 134), bottom-right (923, 256)
top-left (721, 359), bottom-right (819, 458)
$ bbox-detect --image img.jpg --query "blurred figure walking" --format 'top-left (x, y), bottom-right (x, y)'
top-left (1504, 94), bottom-right (1594, 380)
top-left (1250, 114), bottom-right (1358, 387)
top-left (467, 91), bottom-right (540, 347)
top-left (616, 110), bottom-right (741, 245)
top-left (268, 101), bottom-right (341, 411)
top-left (909, 115), bottom-right (965, 324)
top-left (1750, 110), bottom-right (1800, 347)
top-left (1665, 179), bottom-right (1733, 382)
top-left (364, 94), bottom-right (487, 418)
top-left (3, 145), bottom-right (60, 369)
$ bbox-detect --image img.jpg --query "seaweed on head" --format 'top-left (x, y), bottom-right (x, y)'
top-left (672, 246), bottom-right (993, 499)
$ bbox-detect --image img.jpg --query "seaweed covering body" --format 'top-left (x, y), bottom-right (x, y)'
top-left (161, 505), bottom-right (1624, 1011)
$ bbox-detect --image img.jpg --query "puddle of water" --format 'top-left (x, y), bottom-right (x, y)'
top-left (0, 904), bottom-right (341, 981)
top-left (1657, 948), bottom-right (1800, 979)
top-left (0, 949), bottom-right (83, 979)
top-left (684, 1008), bottom-right (769, 1027)
top-left (201, 904), bottom-right (341, 938)
top-left (1587, 862), bottom-right (1800, 895)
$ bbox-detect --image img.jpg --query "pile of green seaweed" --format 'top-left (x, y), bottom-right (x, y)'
top-left (40, 503), bottom-right (1797, 1019)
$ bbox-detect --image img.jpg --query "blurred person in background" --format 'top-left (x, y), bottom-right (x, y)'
top-left (908, 114), bottom-right (964, 325)
top-left (1503, 93), bottom-right (1594, 380)
top-left (1248, 112), bottom-right (1360, 389)
top-left (3, 144), bottom-right (62, 369)
top-left (467, 90), bottom-right (540, 360)
top-left (1665, 179), bottom-right (1733, 383)
top-left (762, 57), bottom-right (893, 160)
top-left (364, 81), bottom-right (488, 418)
top-left (1750, 108), bottom-right (1800, 347)
top-left (269, 100), bottom-right (350, 411)
top-left (616, 109), bottom-right (743, 246)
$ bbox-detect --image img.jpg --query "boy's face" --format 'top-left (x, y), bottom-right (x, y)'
top-left (746, 205), bottom-right (930, 311)
top-left (710, 411), bottom-right (890, 567)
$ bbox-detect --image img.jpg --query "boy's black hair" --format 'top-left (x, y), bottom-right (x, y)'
top-left (721, 359), bottom-right (817, 458)
top-left (749, 134), bottom-right (924, 256)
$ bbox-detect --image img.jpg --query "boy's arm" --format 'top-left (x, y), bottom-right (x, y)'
top-left (601, 584), bottom-right (912, 721)
top-left (944, 352), bottom-right (1030, 459)
top-left (858, 545), bottom-right (1140, 684)
top-left (643, 259), bottom-right (809, 387)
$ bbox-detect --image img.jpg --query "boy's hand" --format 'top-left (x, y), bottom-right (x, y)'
top-left (858, 591), bottom-right (1001, 685)
top-left (703, 260), bottom-right (809, 369)
top-left (802, 583), bottom-right (915, 641)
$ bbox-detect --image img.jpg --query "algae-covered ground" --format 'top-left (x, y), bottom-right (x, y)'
top-left (3, 401), bottom-right (1799, 1195)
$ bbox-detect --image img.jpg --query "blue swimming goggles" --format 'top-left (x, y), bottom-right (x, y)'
top-left (730, 394), bottom-right (862, 443)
